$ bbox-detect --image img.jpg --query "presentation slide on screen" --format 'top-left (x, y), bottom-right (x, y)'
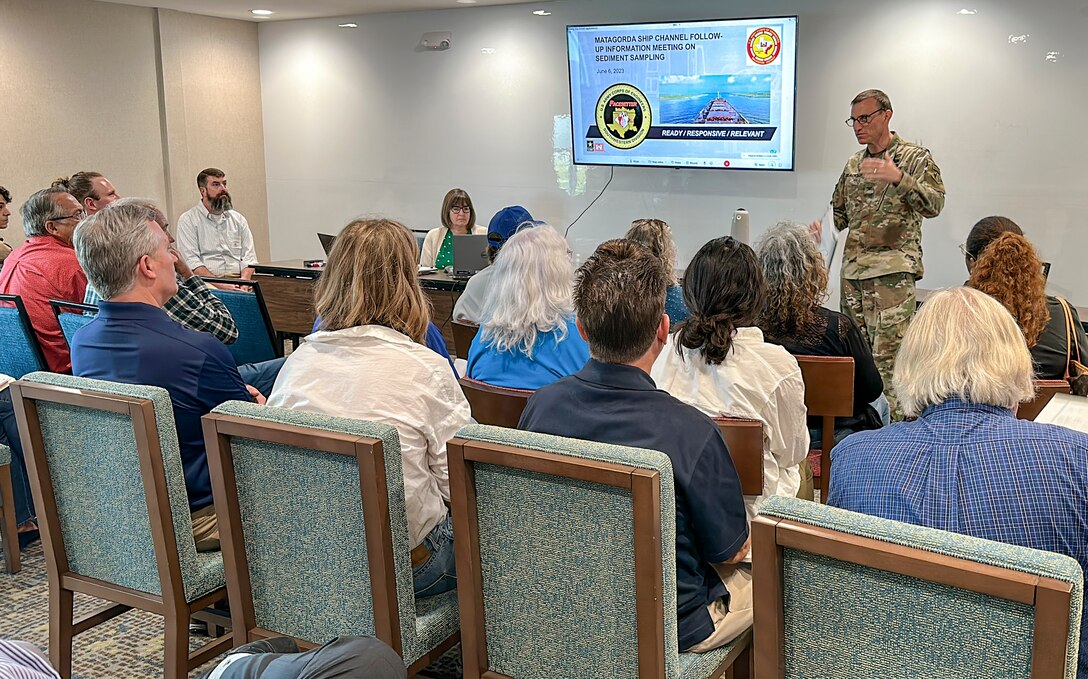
top-left (568, 17), bottom-right (797, 170)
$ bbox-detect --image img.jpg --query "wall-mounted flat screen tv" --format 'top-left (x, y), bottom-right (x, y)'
top-left (568, 16), bottom-right (798, 170)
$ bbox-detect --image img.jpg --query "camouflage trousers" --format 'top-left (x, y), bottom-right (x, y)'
top-left (841, 273), bottom-right (917, 421)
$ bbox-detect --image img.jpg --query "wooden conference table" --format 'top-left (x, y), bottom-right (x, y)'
top-left (253, 260), bottom-right (466, 351)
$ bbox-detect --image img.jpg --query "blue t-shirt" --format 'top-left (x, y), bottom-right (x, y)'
top-left (518, 359), bottom-right (748, 649)
top-left (465, 317), bottom-right (590, 390)
top-left (71, 302), bottom-right (251, 512)
top-left (665, 285), bottom-right (690, 325)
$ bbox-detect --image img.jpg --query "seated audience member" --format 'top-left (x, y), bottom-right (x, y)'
top-left (0, 187), bottom-right (88, 372)
top-left (651, 236), bottom-right (811, 514)
top-left (200, 636), bottom-right (405, 679)
top-left (828, 286), bottom-right (1088, 676)
top-left (465, 224), bottom-right (589, 389)
top-left (51, 171), bottom-right (120, 214)
top-left (419, 188), bottom-right (486, 269)
top-left (519, 239), bottom-right (750, 653)
top-left (70, 203), bottom-right (258, 552)
top-left (176, 168), bottom-right (258, 281)
top-left (625, 218), bottom-right (689, 324)
top-left (755, 221), bottom-right (889, 442)
top-left (0, 185), bottom-right (12, 265)
top-left (267, 218), bottom-right (471, 598)
top-left (963, 216), bottom-right (1088, 381)
top-left (311, 317), bottom-right (457, 378)
top-left (453, 205), bottom-right (534, 323)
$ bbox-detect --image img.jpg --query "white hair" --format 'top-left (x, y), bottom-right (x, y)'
top-left (894, 287), bottom-right (1035, 417)
top-left (478, 223), bottom-right (574, 358)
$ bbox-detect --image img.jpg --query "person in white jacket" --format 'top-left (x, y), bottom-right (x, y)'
top-left (418, 188), bottom-right (485, 269)
top-left (651, 235), bottom-right (811, 524)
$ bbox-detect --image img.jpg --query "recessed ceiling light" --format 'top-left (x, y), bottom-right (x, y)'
top-left (456, 0), bottom-right (477, 4)
top-left (955, 8), bottom-right (977, 14)
top-left (481, 47), bottom-right (496, 54)
top-left (532, 9), bottom-right (552, 15)
top-left (338, 22), bottom-right (358, 28)
top-left (251, 9), bottom-right (274, 16)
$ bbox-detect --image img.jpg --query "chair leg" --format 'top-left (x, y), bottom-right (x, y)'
top-left (49, 585), bottom-right (74, 679)
top-left (0, 464), bottom-right (20, 574)
top-left (163, 609), bottom-right (190, 679)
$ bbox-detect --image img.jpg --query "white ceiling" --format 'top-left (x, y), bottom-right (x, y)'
top-left (96, 0), bottom-right (552, 22)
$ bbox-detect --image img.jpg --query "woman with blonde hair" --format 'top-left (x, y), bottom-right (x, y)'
top-left (466, 223), bottom-right (589, 389)
top-left (964, 216), bottom-right (1088, 380)
top-left (419, 188), bottom-right (486, 269)
top-left (268, 218), bottom-right (471, 597)
top-left (625, 218), bottom-right (689, 323)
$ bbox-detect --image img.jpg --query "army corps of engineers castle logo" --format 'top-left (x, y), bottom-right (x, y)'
top-left (595, 84), bottom-right (651, 150)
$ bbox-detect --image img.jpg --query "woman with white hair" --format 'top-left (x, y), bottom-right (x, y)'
top-left (827, 286), bottom-right (1088, 674)
top-left (465, 224), bottom-right (589, 389)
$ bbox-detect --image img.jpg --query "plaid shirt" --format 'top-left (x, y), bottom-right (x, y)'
top-left (829, 398), bottom-right (1088, 676)
top-left (84, 276), bottom-right (238, 345)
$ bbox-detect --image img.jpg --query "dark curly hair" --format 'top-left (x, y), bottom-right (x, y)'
top-left (964, 215), bottom-right (1023, 261)
top-left (967, 231), bottom-right (1048, 348)
top-left (676, 236), bottom-right (766, 365)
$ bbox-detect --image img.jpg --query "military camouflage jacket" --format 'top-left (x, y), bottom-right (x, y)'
top-left (832, 132), bottom-right (945, 280)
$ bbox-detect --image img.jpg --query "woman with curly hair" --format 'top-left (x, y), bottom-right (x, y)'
top-left (651, 236), bottom-right (811, 520)
top-left (755, 221), bottom-right (888, 438)
top-left (964, 216), bottom-right (1088, 379)
top-left (625, 218), bottom-right (689, 323)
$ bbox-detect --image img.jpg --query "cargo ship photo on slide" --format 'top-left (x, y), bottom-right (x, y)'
top-left (694, 95), bottom-right (749, 124)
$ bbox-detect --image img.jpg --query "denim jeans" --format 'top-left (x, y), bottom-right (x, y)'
top-left (412, 514), bottom-right (456, 598)
top-left (0, 389), bottom-right (34, 525)
top-left (237, 357), bottom-right (286, 399)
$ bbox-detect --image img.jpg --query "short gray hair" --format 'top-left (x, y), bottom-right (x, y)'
top-left (894, 287), bottom-right (1034, 417)
top-left (73, 202), bottom-right (161, 300)
top-left (110, 197), bottom-right (166, 226)
top-left (851, 88), bottom-right (892, 112)
top-left (21, 187), bottom-right (69, 237)
top-left (479, 223), bottom-right (574, 357)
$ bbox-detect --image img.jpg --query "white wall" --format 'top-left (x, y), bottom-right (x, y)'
top-left (259, 0), bottom-right (1088, 300)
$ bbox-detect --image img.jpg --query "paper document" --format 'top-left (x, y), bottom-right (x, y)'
top-left (1034, 393), bottom-right (1088, 433)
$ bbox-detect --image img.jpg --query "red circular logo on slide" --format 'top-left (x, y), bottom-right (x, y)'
top-left (747, 27), bottom-right (781, 65)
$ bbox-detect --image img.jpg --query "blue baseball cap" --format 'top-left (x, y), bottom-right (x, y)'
top-left (487, 206), bottom-right (534, 248)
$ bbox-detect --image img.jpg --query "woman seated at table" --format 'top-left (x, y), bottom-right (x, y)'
top-left (755, 221), bottom-right (889, 442)
top-left (964, 216), bottom-right (1088, 382)
top-left (625, 218), bottom-right (689, 324)
top-left (419, 188), bottom-right (486, 269)
top-left (267, 218), bottom-right (471, 597)
top-left (465, 223), bottom-right (589, 389)
top-left (651, 236), bottom-right (811, 520)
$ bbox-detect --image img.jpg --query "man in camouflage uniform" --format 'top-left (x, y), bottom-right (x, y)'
top-left (818, 89), bottom-right (945, 418)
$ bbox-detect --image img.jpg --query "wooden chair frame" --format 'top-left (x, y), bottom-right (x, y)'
top-left (0, 293), bottom-right (48, 377)
top-left (712, 417), bottom-right (765, 497)
top-left (202, 412), bottom-right (459, 676)
top-left (458, 378), bottom-right (532, 429)
top-left (9, 381), bottom-right (233, 679)
top-left (795, 356), bottom-right (854, 502)
top-left (752, 514), bottom-right (1075, 678)
top-left (451, 319), bottom-right (480, 360)
top-left (200, 277), bottom-right (283, 359)
top-left (0, 452), bottom-right (19, 574)
top-left (1018, 380), bottom-right (1071, 421)
top-left (448, 437), bottom-right (751, 679)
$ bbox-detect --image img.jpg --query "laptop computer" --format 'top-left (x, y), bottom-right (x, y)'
top-left (451, 234), bottom-right (489, 279)
top-left (317, 232), bottom-right (337, 256)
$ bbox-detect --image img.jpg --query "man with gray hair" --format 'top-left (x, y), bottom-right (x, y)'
top-left (70, 202), bottom-right (258, 551)
top-left (828, 287), bottom-right (1088, 675)
top-left (0, 187), bottom-right (88, 372)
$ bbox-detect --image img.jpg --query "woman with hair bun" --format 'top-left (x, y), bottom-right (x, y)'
top-left (964, 216), bottom-right (1088, 380)
top-left (651, 236), bottom-right (811, 523)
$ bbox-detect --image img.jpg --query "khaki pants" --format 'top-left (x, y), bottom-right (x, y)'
top-left (683, 564), bottom-right (753, 653)
top-left (796, 458), bottom-right (814, 502)
top-left (191, 505), bottom-right (221, 552)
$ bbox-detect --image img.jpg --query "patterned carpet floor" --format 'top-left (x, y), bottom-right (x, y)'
top-left (0, 541), bottom-right (462, 678)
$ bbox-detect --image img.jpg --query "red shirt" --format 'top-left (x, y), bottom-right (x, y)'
top-left (0, 236), bottom-right (87, 373)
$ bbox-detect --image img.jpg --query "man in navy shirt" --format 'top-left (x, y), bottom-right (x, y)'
top-left (519, 239), bottom-right (750, 653)
top-left (70, 202), bottom-right (256, 552)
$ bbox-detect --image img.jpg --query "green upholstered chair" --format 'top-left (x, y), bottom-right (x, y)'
top-left (9, 372), bottom-right (232, 679)
top-left (447, 424), bottom-right (752, 679)
top-left (754, 496), bottom-right (1084, 678)
top-left (201, 278), bottom-right (282, 366)
top-left (0, 294), bottom-right (48, 379)
top-left (202, 401), bottom-right (460, 676)
top-left (0, 443), bottom-right (19, 573)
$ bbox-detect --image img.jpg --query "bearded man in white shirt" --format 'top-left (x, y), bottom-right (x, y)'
top-left (176, 168), bottom-right (258, 281)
